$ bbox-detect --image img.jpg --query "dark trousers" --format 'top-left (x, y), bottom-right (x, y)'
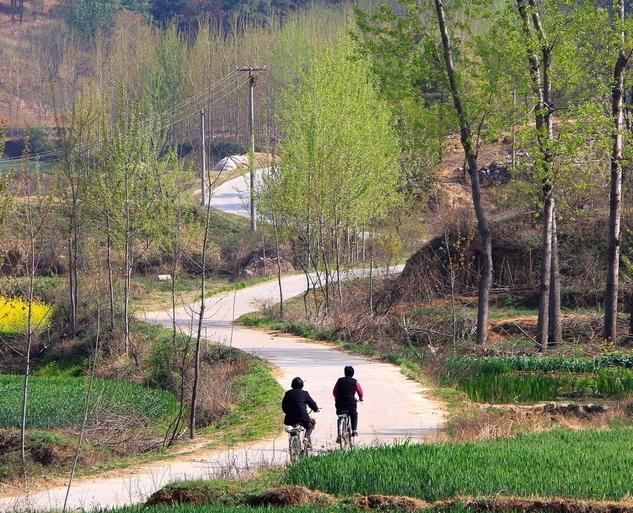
top-left (336, 404), bottom-right (358, 431)
top-left (289, 419), bottom-right (314, 441)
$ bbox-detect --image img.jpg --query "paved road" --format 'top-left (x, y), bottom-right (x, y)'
top-left (209, 169), bottom-right (266, 217)
top-left (0, 269), bottom-right (444, 512)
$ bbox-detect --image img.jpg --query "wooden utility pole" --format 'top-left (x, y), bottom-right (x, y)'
top-left (236, 66), bottom-right (266, 231)
top-left (200, 110), bottom-right (207, 207)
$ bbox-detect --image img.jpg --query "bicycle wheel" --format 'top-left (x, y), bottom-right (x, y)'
top-left (342, 417), bottom-right (352, 450)
top-left (289, 434), bottom-right (301, 463)
top-left (337, 417), bottom-right (345, 450)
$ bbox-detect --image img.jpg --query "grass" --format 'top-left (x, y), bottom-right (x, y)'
top-left (448, 354), bottom-right (633, 374)
top-left (454, 369), bottom-right (633, 403)
top-left (202, 358), bottom-right (283, 445)
top-left (0, 375), bottom-right (179, 429)
top-left (0, 296), bottom-right (52, 335)
top-left (287, 428), bottom-right (633, 501)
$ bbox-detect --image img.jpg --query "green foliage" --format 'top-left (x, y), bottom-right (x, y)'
top-left (65, 0), bottom-right (122, 38)
top-left (260, 36), bottom-right (402, 282)
top-left (287, 428), bottom-right (633, 500)
top-left (238, 315), bottom-right (339, 343)
top-left (0, 375), bottom-right (179, 429)
top-left (210, 359), bottom-right (283, 443)
top-left (146, 25), bottom-right (187, 115)
top-left (448, 354), bottom-right (633, 375)
top-left (354, 0), bottom-right (515, 200)
top-left (455, 369), bottom-right (633, 403)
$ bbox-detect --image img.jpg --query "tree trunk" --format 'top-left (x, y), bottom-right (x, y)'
top-left (20, 234), bottom-right (36, 474)
top-left (273, 215), bottom-right (284, 319)
top-left (190, 201), bottom-right (212, 438)
top-left (63, 308), bottom-right (100, 513)
top-left (516, 0), bottom-right (560, 348)
top-left (123, 229), bottom-right (131, 354)
top-left (106, 219), bottom-right (116, 332)
top-left (67, 239), bottom-right (77, 338)
top-left (434, 0), bottom-right (492, 344)
top-left (536, 190), bottom-right (554, 349)
top-left (606, 0), bottom-right (627, 342)
top-left (548, 209), bottom-right (562, 346)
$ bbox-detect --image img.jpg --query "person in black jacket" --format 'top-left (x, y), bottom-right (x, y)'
top-left (333, 365), bottom-right (364, 441)
top-left (281, 377), bottom-right (319, 445)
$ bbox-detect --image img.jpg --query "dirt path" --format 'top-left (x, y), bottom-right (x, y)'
top-left (0, 267), bottom-right (444, 512)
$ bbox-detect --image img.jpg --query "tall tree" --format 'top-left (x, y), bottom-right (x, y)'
top-left (605, 0), bottom-right (632, 342)
top-left (259, 38), bottom-right (401, 311)
top-left (514, 0), bottom-right (561, 348)
top-left (432, 0), bottom-right (493, 344)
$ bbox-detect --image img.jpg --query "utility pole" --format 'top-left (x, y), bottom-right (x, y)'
top-left (200, 109), bottom-right (206, 207)
top-left (236, 66), bottom-right (266, 231)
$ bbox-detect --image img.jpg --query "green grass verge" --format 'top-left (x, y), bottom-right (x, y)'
top-left (0, 374), bottom-right (180, 429)
top-left (133, 274), bottom-right (275, 312)
top-left (203, 358), bottom-right (283, 445)
top-left (287, 428), bottom-right (633, 501)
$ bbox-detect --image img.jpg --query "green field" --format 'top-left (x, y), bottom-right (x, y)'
top-left (446, 355), bottom-right (633, 403)
top-left (287, 428), bottom-right (633, 501)
top-left (0, 375), bottom-right (179, 429)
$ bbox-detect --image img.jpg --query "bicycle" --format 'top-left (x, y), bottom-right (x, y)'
top-left (337, 412), bottom-right (353, 450)
top-left (286, 415), bottom-right (315, 462)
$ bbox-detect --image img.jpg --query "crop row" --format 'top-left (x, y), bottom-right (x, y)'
top-left (456, 369), bottom-right (633, 403)
top-left (446, 353), bottom-right (633, 377)
top-left (287, 428), bottom-right (633, 501)
top-left (0, 375), bottom-right (179, 429)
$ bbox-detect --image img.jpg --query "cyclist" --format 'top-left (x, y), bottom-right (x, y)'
top-left (333, 365), bottom-right (364, 441)
top-left (282, 377), bottom-right (319, 446)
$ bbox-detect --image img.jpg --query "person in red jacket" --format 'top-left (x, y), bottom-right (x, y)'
top-left (333, 365), bottom-right (364, 441)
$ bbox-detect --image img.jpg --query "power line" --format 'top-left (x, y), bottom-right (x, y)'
top-left (0, 71), bottom-right (241, 165)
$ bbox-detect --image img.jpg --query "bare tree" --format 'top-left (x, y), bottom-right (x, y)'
top-left (15, 164), bottom-right (55, 473)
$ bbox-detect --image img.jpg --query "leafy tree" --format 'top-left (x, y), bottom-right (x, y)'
top-left (260, 38), bottom-right (401, 310)
top-left (355, 0), bottom-right (519, 343)
top-left (93, 103), bottom-right (180, 353)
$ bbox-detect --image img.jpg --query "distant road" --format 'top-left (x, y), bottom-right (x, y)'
top-left (209, 168), bottom-right (266, 217)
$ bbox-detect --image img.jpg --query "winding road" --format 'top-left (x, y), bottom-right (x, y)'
top-left (0, 172), bottom-right (444, 512)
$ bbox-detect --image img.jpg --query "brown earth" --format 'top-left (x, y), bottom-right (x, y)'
top-left (355, 494), bottom-right (430, 512)
top-left (247, 485), bottom-right (335, 507)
